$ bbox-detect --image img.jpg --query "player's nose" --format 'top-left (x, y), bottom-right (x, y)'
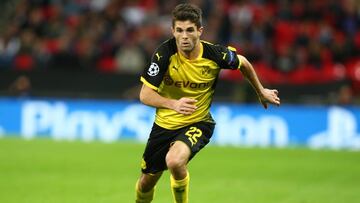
top-left (181, 32), bottom-right (188, 39)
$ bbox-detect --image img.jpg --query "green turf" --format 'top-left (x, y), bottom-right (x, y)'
top-left (0, 137), bottom-right (359, 203)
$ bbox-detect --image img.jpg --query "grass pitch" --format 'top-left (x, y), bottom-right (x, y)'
top-left (0, 137), bottom-right (360, 203)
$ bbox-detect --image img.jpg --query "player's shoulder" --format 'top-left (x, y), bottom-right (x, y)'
top-left (201, 40), bottom-right (240, 69)
top-left (155, 38), bottom-right (177, 57)
top-left (202, 41), bottom-right (234, 62)
top-left (202, 40), bottom-right (226, 51)
top-left (201, 40), bottom-right (233, 59)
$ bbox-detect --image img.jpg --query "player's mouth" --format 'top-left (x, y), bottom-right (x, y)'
top-left (181, 42), bottom-right (191, 47)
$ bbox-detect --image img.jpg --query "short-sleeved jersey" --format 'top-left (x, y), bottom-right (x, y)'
top-left (140, 38), bottom-right (242, 130)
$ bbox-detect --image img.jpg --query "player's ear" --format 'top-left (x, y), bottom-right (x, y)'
top-left (198, 26), bottom-right (203, 37)
top-left (171, 26), bottom-right (175, 36)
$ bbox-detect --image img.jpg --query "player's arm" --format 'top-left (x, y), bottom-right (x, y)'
top-left (139, 85), bottom-right (197, 115)
top-left (140, 39), bottom-right (197, 115)
top-left (238, 55), bottom-right (281, 109)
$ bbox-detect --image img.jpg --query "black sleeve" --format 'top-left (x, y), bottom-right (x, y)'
top-left (202, 42), bottom-right (240, 70)
top-left (140, 39), bottom-right (175, 90)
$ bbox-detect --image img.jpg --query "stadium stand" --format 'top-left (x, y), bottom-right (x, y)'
top-left (0, 0), bottom-right (359, 103)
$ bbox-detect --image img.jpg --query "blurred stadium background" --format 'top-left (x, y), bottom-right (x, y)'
top-left (0, 0), bottom-right (359, 202)
top-left (0, 0), bottom-right (359, 103)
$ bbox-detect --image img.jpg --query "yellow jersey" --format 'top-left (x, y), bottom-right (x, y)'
top-left (140, 38), bottom-right (241, 130)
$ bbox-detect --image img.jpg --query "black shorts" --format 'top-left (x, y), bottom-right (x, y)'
top-left (141, 121), bottom-right (215, 174)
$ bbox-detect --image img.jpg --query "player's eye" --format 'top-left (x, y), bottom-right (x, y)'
top-left (186, 28), bottom-right (195, 33)
top-left (176, 28), bottom-right (183, 33)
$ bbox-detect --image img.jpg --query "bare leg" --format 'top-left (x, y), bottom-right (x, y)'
top-left (166, 141), bottom-right (191, 179)
top-left (166, 141), bottom-right (191, 203)
top-left (135, 172), bottom-right (163, 203)
top-left (137, 172), bottom-right (163, 192)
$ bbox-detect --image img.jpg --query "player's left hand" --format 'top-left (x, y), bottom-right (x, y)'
top-left (258, 88), bottom-right (280, 109)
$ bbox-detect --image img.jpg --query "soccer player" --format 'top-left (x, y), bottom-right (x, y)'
top-left (135, 3), bottom-right (280, 203)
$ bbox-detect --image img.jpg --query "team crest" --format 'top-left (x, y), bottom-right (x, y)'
top-left (201, 66), bottom-right (211, 76)
top-left (147, 63), bottom-right (160, 76)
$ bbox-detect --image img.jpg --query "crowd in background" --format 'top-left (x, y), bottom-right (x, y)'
top-left (0, 0), bottom-right (359, 84)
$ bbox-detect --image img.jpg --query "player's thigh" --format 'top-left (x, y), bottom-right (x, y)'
top-left (141, 123), bottom-right (177, 174)
top-left (176, 121), bottom-right (215, 159)
top-left (166, 141), bottom-right (191, 167)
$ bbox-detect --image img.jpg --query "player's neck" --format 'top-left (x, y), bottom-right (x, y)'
top-left (179, 41), bottom-right (202, 60)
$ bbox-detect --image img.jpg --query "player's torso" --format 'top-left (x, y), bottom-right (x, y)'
top-left (158, 53), bottom-right (220, 99)
top-left (144, 38), bottom-right (240, 129)
top-left (155, 50), bottom-right (220, 129)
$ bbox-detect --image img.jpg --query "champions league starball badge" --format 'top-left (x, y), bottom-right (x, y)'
top-left (147, 63), bottom-right (160, 76)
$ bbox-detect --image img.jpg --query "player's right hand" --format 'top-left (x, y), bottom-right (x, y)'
top-left (173, 97), bottom-right (197, 115)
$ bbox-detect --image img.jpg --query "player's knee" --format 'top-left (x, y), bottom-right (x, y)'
top-left (138, 173), bottom-right (161, 192)
top-left (166, 153), bottom-right (185, 170)
top-left (138, 178), bottom-right (152, 192)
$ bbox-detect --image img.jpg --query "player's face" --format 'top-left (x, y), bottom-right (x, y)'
top-left (172, 20), bottom-right (203, 53)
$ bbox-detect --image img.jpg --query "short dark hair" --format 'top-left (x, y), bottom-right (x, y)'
top-left (172, 3), bottom-right (202, 28)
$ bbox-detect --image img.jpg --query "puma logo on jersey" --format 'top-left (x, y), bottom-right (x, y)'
top-left (222, 52), bottom-right (227, 60)
top-left (172, 66), bottom-right (179, 71)
top-left (155, 52), bottom-right (162, 61)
